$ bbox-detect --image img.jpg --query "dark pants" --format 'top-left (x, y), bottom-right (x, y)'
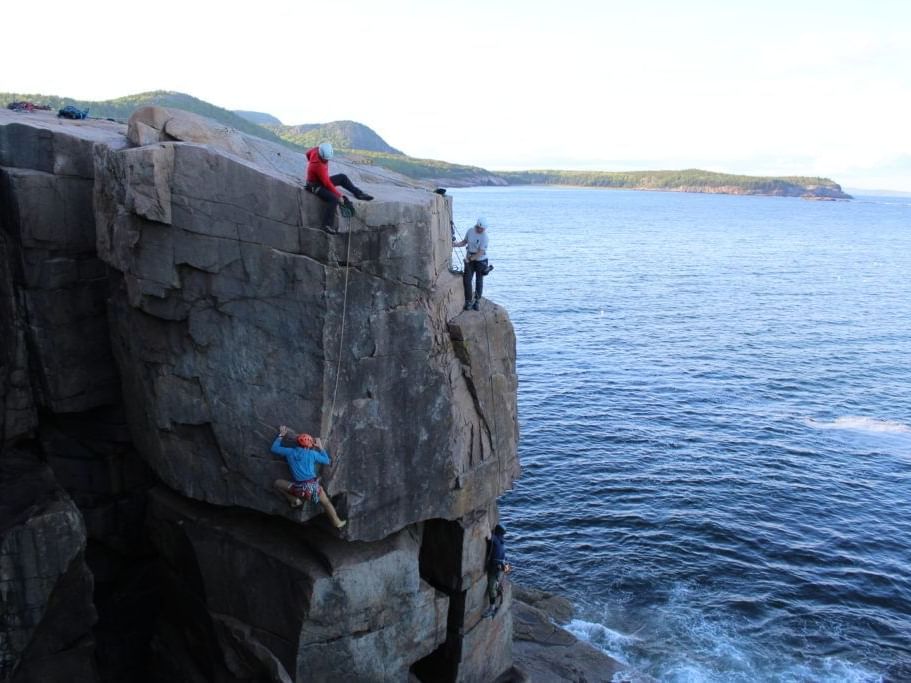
top-left (463, 259), bottom-right (487, 303)
top-left (309, 174), bottom-right (360, 228)
top-left (487, 566), bottom-right (503, 604)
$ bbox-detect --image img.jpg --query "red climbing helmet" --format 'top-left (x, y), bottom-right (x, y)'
top-left (297, 433), bottom-right (315, 449)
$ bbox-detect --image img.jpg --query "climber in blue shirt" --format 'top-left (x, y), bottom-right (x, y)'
top-left (271, 424), bottom-right (346, 529)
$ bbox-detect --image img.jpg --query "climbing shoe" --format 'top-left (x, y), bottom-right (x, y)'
top-left (463, 302), bottom-right (472, 311)
top-left (471, 300), bottom-right (480, 311)
top-left (323, 224), bottom-right (338, 234)
top-left (354, 189), bottom-right (373, 201)
top-left (482, 605), bottom-right (497, 619)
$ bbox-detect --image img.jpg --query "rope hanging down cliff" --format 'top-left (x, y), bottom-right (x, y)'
top-left (325, 211), bottom-right (353, 443)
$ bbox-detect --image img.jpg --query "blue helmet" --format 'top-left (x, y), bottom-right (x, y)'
top-left (318, 142), bottom-right (334, 160)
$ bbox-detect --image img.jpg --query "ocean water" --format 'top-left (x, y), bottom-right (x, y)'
top-left (448, 187), bottom-right (911, 683)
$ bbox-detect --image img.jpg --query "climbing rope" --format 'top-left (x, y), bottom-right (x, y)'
top-left (450, 219), bottom-right (467, 273)
top-left (325, 211), bottom-right (353, 443)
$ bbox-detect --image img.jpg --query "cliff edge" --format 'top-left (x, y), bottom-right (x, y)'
top-left (1, 107), bottom-right (519, 682)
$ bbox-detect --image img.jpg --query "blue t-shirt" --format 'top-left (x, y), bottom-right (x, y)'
top-left (271, 436), bottom-right (331, 481)
top-left (463, 227), bottom-right (489, 261)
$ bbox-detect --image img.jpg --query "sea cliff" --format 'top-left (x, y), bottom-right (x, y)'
top-left (1, 108), bottom-right (521, 682)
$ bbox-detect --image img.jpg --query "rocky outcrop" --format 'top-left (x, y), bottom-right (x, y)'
top-left (0, 107), bottom-right (520, 682)
top-left (147, 487), bottom-right (448, 681)
top-left (510, 586), bottom-right (630, 683)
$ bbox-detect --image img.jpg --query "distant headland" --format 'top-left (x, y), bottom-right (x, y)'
top-left (2, 90), bottom-right (851, 199)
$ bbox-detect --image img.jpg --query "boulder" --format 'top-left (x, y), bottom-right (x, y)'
top-left (125, 106), bottom-right (421, 191)
top-left (511, 593), bottom-right (632, 683)
top-left (512, 584), bottom-right (574, 624)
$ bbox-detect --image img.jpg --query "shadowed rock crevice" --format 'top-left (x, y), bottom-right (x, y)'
top-left (415, 515), bottom-right (513, 682)
top-left (0, 453), bottom-right (99, 682)
top-left (34, 405), bottom-right (160, 682)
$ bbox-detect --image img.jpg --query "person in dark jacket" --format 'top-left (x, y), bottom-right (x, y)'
top-left (305, 142), bottom-right (373, 233)
top-left (483, 523), bottom-right (508, 618)
top-left (271, 424), bottom-right (346, 529)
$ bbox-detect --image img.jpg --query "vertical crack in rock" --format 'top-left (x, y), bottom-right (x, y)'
top-left (415, 512), bottom-right (513, 682)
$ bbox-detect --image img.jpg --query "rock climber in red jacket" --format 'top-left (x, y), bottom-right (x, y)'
top-left (305, 142), bottom-right (373, 233)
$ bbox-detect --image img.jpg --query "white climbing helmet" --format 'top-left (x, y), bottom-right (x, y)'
top-left (318, 142), bottom-right (334, 160)
top-left (476, 217), bottom-right (489, 229)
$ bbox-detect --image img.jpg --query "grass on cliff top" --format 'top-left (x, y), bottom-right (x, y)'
top-left (266, 121), bottom-right (404, 155)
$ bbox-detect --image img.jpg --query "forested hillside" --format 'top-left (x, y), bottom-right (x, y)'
top-left (497, 169), bottom-right (851, 198)
top-left (266, 120), bottom-right (404, 155)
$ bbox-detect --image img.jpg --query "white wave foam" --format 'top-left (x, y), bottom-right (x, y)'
top-left (567, 610), bottom-right (887, 683)
top-left (567, 618), bottom-right (640, 643)
top-left (805, 416), bottom-right (911, 434)
top-left (781, 657), bottom-right (885, 683)
top-left (565, 618), bottom-right (637, 663)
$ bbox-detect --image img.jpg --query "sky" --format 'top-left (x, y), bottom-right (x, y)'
top-left (5, 0), bottom-right (911, 192)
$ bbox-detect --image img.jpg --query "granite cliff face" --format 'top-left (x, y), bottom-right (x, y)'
top-left (0, 107), bottom-right (520, 682)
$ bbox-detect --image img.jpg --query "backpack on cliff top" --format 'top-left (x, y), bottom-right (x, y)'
top-left (58, 105), bottom-right (89, 120)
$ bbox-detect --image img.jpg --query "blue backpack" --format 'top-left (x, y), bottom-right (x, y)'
top-left (58, 105), bottom-right (89, 120)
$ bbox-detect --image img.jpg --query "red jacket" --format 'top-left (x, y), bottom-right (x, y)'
top-left (306, 147), bottom-right (340, 198)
